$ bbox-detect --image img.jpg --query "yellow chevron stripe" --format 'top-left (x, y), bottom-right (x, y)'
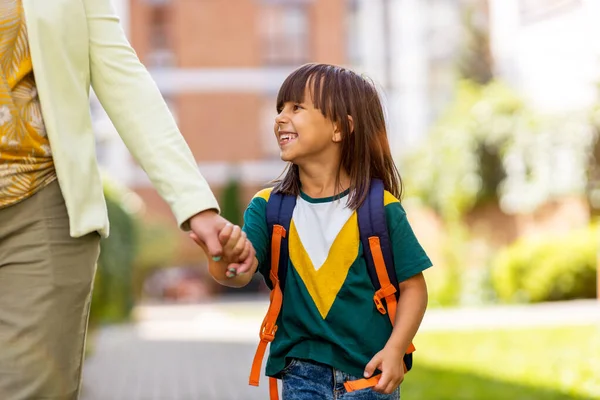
top-left (289, 212), bottom-right (359, 319)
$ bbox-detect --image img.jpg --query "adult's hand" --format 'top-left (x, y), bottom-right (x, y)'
top-left (188, 210), bottom-right (255, 272)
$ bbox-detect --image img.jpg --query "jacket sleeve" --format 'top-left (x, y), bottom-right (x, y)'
top-left (82, 0), bottom-right (220, 229)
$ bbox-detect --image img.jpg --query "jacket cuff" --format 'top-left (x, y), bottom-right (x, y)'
top-left (173, 196), bottom-right (221, 231)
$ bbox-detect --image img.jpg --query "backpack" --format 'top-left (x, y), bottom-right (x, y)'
top-left (248, 179), bottom-right (415, 399)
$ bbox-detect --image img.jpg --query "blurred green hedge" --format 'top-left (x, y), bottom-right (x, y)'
top-left (89, 179), bottom-right (141, 328)
top-left (491, 226), bottom-right (598, 303)
top-left (89, 177), bottom-right (181, 329)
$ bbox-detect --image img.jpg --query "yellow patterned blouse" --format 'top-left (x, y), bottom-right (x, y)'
top-left (0, 0), bottom-right (56, 209)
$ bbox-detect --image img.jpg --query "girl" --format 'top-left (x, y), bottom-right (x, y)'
top-left (195, 63), bottom-right (431, 399)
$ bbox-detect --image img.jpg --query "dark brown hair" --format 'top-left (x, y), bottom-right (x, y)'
top-left (272, 63), bottom-right (403, 209)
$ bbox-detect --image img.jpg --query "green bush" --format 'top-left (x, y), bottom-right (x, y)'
top-left (402, 80), bottom-right (595, 222)
top-left (491, 226), bottom-right (598, 303)
top-left (220, 177), bottom-right (243, 226)
top-left (90, 178), bottom-right (141, 328)
top-left (132, 219), bottom-right (179, 299)
top-left (401, 80), bottom-right (530, 222)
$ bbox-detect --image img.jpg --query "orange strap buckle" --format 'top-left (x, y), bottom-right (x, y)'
top-left (260, 323), bottom-right (277, 342)
top-left (373, 295), bottom-right (386, 314)
top-left (373, 284), bottom-right (396, 315)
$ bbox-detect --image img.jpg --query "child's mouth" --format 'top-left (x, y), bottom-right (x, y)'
top-left (279, 132), bottom-right (298, 146)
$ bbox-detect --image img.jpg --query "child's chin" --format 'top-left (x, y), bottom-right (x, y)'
top-left (280, 152), bottom-right (295, 163)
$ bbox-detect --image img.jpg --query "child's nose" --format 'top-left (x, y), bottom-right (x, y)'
top-left (275, 112), bottom-right (287, 125)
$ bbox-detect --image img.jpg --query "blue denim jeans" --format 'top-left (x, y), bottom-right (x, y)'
top-left (281, 358), bottom-right (401, 400)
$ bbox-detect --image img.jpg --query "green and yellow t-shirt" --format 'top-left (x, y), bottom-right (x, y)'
top-left (242, 187), bottom-right (432, 379)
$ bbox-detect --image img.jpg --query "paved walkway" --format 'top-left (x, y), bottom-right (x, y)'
top-left (80, 298), bottom-right (599, 400)
top-left (81, 324), bottom-right (268, 400)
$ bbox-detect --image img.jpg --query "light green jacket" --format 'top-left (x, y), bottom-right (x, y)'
top-left (23, 0), bottom-right (219, 238)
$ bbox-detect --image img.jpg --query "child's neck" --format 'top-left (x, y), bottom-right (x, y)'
top-left (298, 162), bottom-right (350, 199)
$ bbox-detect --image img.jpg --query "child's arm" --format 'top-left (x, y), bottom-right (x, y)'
top-left (364, 272), bottom-right (428, 394)
top-left (386, 272), bottom-right (428, 355)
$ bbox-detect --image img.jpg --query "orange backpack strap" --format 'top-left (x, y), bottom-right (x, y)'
top-left (343, 375), bottom-right (381, 392)
top-left (249, 225), bottom-right (285, 389)
top-left (249, 191), bottom-right (296, 400)
top-left (369, 236), bottom-right (398, 326)
top-left (345, 180), bottom-right (415, 393)
top-left (269, 377), bottom-right (279, 399)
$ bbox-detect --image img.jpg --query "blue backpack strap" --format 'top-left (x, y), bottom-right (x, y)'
top-left (357, 179), bottom-right (399, 296)
top-left (265, 190), bottom-right (296, 290)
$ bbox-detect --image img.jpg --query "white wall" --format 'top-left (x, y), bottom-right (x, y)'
top-left (350, 0), bottom-right (460, 156)
top-left (350, 0), bottom-right (428, 155)
top-left (490, 0), bottom-right (600, 112)
top-left (391, 0), bottom-right (429, 154)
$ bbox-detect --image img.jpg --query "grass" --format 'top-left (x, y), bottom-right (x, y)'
top-left (402, 324), bottom-right (600, 399)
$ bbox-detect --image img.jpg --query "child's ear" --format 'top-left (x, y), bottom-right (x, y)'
top-left (332, 121), bottom-right (342, 143)
top-left (332, 116), bottom-right (354, 143)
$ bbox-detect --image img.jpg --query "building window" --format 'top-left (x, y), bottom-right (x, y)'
top-left (147, 5), bottom-right (175, 67)
top-left (261, 4), bottom-right (309, 65)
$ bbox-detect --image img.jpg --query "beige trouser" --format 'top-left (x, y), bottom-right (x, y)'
top-left (0, 180), bottom-right (100, 400)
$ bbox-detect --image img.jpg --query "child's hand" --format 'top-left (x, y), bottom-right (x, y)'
top-left (218, 223), bottom-right (254, 276)
top-left (363, 345), bottom-right (405, 394)
top-left (189, 224), bottom-right (255, 279)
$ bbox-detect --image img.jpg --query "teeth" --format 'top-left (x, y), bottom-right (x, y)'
top-left (280, 133), bottom-right (296, 141)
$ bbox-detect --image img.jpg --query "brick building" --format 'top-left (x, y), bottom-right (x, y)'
top-left (123, 0), bottom-right (346, 220)
top-left (87, 0), bottom-right (349, 266)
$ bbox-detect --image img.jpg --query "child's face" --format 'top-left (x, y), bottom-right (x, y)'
top-left (274, 86), bottom-right (339, 165)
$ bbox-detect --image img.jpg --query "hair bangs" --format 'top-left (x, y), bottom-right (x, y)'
top-left (275, 64), bottom-right (338, 121)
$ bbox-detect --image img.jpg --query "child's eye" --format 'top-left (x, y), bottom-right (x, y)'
top-left (293, 104), bottom-right (303, 111)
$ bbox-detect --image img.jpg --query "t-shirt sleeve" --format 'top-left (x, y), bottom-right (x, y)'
top-left (385, 201), bottom-right (433, 282)
top-left (241, 195), bottom-right (271, 280)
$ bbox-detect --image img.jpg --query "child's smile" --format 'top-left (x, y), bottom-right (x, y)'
top-left (278, 130), bottom-right (298, 147)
